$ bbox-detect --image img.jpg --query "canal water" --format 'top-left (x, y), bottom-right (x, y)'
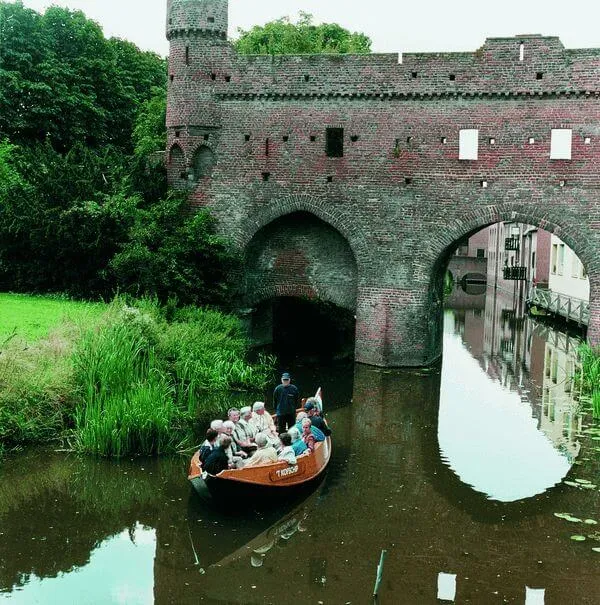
top-left (1, 287), bottom-right (599, 604)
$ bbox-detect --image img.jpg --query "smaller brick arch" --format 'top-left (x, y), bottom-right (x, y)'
top-left (244, 210), bottom-right (359, 312)
top-left (190, 145), bottom-right (216, 180)
top-left (237, 194), bottom-right (370, 272)
top-left (167, 143), bottom-right (187, 185)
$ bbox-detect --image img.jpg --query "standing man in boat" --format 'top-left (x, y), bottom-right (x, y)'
top-left (273, 372), bottom-right (300, 433)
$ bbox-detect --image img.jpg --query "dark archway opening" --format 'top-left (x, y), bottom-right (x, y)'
top-left (252, 297), bottom-right (356, 364)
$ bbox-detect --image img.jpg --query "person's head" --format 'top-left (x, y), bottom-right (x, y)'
top-left (240, 406), bottom-right (252, 421)
top-left (280, 432), bottom-right (292, 447)
top-left (301, 418), bottom-right (312, 434)
top-left (206, 428), bottom-right (219, 444)
top-left (281, 372), bottom-right (291, 385)
top-left (228, 408), bottom-right (240, 423)
top-left (210, 419), bottom-right (224, 433)
top-left (255, 433), bottom-right (268, 448)
top-left (288, 427), bottom-right (301, 442)
top-left (222, 420), bottom-right (235, 436)
top-left (296, 411), bottom-right (308, 423)
top-left (253, 401), bottom-right (266, 415)
top-left (304, 401), bottom-right (315, 416)
top-left (219, 434), bottom-right (232, 449)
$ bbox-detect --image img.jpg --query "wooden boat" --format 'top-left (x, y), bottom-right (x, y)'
top-left (188, 388), bottom-right (331, 499)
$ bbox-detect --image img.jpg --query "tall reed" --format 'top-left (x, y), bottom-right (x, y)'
top-left (577, 343), bottom-right (600, 418)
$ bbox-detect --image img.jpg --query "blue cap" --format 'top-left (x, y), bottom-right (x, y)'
top-left (281, 372), bottom-right (291, 380)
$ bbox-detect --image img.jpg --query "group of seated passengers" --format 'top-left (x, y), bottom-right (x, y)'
top-left (199, 398), bottom-right (331, 476)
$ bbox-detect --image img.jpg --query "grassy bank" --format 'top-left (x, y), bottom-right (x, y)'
top-left (578, 343), bottom-right (600, 418)
top-left (0, 293), bottom-right (104, 344)
top-left (0, 296), bottom-right (273, 458)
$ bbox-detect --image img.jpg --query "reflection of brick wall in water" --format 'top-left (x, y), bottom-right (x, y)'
top-left (166, 0), bottom-right (600, 366)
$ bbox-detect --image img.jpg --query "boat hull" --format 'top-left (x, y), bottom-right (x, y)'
top-left (189, 437), bottom-right (332, 501)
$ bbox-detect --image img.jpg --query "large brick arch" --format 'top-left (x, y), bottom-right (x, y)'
top-left (423, 201), bottom-right (600, 354)
top-left (243, 209), bottom-right (359, 312)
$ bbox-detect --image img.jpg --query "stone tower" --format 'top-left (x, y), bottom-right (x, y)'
top-left (166, 0), bottom-right (230, 187)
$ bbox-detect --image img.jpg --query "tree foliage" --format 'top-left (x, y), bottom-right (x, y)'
top-left (0, 3), bottom-right (237, 307)
top-left (234, 12), bottom-right (371, 55)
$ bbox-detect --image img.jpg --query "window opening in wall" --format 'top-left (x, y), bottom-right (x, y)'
top-left (170, 75), bottom-right (174, 82)
top-left (225, 75), bottom-right (231, 82)
top-left (265, 138), bottom-right (270, 157)
top-left (327, 176), bottom-right (333, 183)
top-left (175, 131), bottom-right (180, 138)
top-left (536, 72), bottom-right (543, 80)
top-left (480, 180), bottom-right (488, 188)
top-left (244, 134), bottom-right (251, 142)
top-left (519, 43), bottom-right (525, 61)
top-left (351, 135), bottom-right (359, 142)
top-left (310, 135), bottom-right (316, 142)
top-left (489, 137), bottom-right (496, 145)
top-left (406, 136), bottom-right (413, 144)
top-left (459, 129), bottom-right (479, 160)
top-left (559, 179), bottom-right (566, 187)
top-left (326, 127), bottom-right (344, 158)
top-left (585, 136), bottom-right (591, 144)
top-left (304, 75), bottom-right (310, 82)
top-left (477, 249), bottom-right (485, 258)
top-left (550, 128), bottom-right (572, 160)
top-left (441, 137), bottom-right (447, 144)
top-left (203, 133), bottom-right (209, 141)
top-left (191, 146), bottom-right (216, 181)
top-left (551, 244), bottom-right (558, 275)
top-left (557, 243), bottom-right (565, 275)
top-left (411, 71), bottom-right (418, 78)
top-left (283, 135), bottom-right (289, 142)
top-left (210, 72), bottom-right (216, 81)
top-left (208, 17), bottom-right (215, 23)
top-left (262, 172), bottom-right (270, 182)
top-left (449, 74), bottom-right (456, 81)
top-left (185, 46), bottom-right (190, 66)
top-left (528, 137), bottom-right (535, 144)
top-left (405, 177), bottom-right (413, 185)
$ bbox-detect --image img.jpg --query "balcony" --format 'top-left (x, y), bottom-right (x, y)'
top-left (503, 266), bottom-right (527, 281)
top-left (505, 237), bottom-right (520, 251)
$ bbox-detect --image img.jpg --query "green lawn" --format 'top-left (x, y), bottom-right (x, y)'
top-left (0, 293), bottom-right (105, 343)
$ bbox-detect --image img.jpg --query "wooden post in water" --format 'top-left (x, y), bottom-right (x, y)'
top-left (373, 549), bottom-right (387, 602)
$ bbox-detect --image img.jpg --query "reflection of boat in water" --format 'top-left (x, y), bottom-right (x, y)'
top-left (209, 495), bottom-right (313, 570)
top-left (188, 388), bottom-right (332, 500)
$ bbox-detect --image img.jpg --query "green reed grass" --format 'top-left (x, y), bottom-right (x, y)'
top-left (577, 343), bottom-right (600, 418)
top-left (71, 299), bottom-right (273, 457)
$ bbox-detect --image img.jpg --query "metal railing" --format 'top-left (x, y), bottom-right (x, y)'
top-left (528, 287), bottom-right (589, 326)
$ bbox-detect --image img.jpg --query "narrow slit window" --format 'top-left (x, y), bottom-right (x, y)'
top-left (207, 16), bottom-right (215, 24)
top-left (326, 127), bottom-right (344, 158)
top-left (550, 129), bottom-right (572, 160)
top-left (459, 129), bottom-right (479, 160)
top-left (185, 46), bottom-right (190, 66)
top-left (265, 138), bottom-right (270, 157)
top-left (210, 72), bottom-right (216, 81)
top-left (244, 134), bottom-right (251, 142)
top-left (519, 43), bottom-right (525, 62)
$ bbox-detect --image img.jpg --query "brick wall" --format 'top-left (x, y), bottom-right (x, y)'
top-left (166, 0), bottom-right (600, 366)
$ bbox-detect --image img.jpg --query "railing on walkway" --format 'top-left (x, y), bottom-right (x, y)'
top-left (527, 287), bottom-right (589, 326)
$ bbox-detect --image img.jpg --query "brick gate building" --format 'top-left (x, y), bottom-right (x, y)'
top-left (166, 0), bottom-right (600, 366)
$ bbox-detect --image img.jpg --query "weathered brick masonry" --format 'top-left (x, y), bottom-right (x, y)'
top-left (166, 0), bottom-right (600, 366)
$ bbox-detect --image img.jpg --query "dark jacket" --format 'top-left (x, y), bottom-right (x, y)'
top-left (198, 443), bottom-right (214, 465)
top-left (311, 415), bottom-right (332, 437)
top-left (273, 383), bottom-right (300, 417)
top-left (203, 446), bottom-right (229, 475)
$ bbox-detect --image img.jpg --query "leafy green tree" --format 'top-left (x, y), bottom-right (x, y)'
top-left (108, 192), bottom-right (239, 307)
top-left (234, 12), bottom-right (371, 55)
